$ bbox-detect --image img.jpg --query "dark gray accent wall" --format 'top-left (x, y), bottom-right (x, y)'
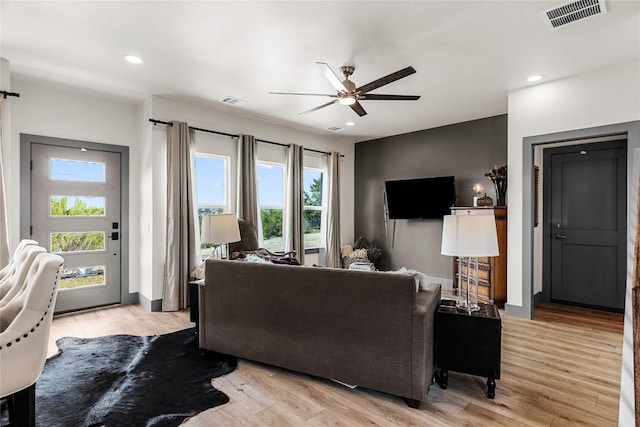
top-left (354, 115), bottom-right (507, 278)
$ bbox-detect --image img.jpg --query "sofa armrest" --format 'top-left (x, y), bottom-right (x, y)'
top-left (410, 284), bottom-right (441, 402)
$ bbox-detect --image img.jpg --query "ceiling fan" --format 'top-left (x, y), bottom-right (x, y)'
top-left (269, 62), bottom-right (420, 117)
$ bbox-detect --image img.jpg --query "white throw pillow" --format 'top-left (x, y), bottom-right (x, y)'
top-left (387, 267), bottom-right (435, 292)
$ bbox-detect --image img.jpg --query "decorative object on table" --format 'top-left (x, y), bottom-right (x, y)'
top-left (348, 261), bottom-right (375, 271)
top-left (33, 328), bottom-right (236, 427)
top-left (476, 193), bottom-right (494, 207)
top-left (340, 245), bottom-right (370, 269)
top-left (472, 183), bottom-right (484, 207)
top-left (201, 213), bottom-right (241, 260)
top-left (441, 212), bottom-right (499, 313)
top-left (485, 165), bottom-right (507, 206)
top-left (353, 236), bottom-right (382, 268)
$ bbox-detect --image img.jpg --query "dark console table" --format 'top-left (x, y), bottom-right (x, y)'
top-left (435, 299), bottom-right (502, 398)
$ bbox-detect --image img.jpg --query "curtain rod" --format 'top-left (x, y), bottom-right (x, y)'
top-left (149, 118), bottom-right (343, 158)
top-left (0, 91), bottom-right (20, 99)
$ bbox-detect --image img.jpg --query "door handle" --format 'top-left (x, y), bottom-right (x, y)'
top-left (553, 234), bottom-right (567, 240)
top-left (108, 232), bottom-right (119, 241)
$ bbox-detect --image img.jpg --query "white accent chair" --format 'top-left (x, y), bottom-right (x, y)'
top-left (0, 244), bottom-right (47, 310)
top-left (0, 252), bottom-right (64, 427)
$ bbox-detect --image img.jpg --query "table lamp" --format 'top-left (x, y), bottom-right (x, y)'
top-left (201, 213), bottom-right (241, 260)
top-left (441, 212), bottom-right (499, 312)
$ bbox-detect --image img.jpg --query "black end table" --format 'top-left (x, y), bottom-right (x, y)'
top-left (188, 279), bottom-right (204, 333)
top-left (434, 299), bottom-right (502, 398)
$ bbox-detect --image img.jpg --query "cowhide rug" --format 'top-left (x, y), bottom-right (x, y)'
top-left (34, 328), bottom-right (236, 427)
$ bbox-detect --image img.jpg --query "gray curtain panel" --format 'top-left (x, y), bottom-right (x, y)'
top-left (162, 122), bottom-right (199, 311)
top-left (237, 135), bottom-right (259, 228)
top-left (326, 152), bottom-right (341, 268)
top-left (0, 99), bottom-right (9, 266)
top-left (285, 144), bottom-right (304, 265)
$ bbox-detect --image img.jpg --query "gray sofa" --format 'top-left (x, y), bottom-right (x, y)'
top-left (199, 259), bottom-right (441, 406)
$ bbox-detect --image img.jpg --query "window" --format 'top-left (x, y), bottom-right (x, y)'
top-left (50, 158), bottom-right (105, 182)
top-left (257, 161), bottom-right (285, 252)
top-left (303, 168), bottom-right (324, 249)
top-left (195, 153), bottom-right (229, 258)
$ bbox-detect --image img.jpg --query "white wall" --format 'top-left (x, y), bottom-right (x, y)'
top-left (507, 60), bottom-right (640, 426)
top-left (147, 96), bottom-right (356, 300)
top-left (7, 75), bottom-right (143, 294)
top-left (4, 73), bottom-right (356, 306)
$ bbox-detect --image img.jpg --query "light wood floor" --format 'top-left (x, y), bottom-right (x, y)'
top-left (48, 303), bottom-right (624, 426)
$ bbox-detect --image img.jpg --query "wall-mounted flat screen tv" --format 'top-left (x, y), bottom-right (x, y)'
top-left (384, 176), bottom-right (456, 219)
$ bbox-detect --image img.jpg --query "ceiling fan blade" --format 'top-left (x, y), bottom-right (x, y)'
top-left (269, 92), bottom-right (337, 97)
top-left (350, 101), bottom-right (367, 117)
top-left (360, 94), bottom-right (420, 101)
top-left (316, 62), bottom-right (347, 92)
top-left (298, 100), bottom-right (338, 116)
top-left (356, 66), bottom-right (417, 94)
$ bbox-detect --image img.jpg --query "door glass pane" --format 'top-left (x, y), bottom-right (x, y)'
top-left (50, 158), bottom-right (105, 182)
top-left (50, 231), bottom-right (105, 253)
top-left (59, 266), bottom-right (105, 290)
top-left (50, 196), bottom-right (105, 217)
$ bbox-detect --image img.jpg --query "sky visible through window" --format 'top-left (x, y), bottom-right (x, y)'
top-left (53, 155), bottom-right (322, 213)
top-left (194, 157), bottom-right (320, 207)
top-left (195, 156), bottom-right (225, 206)
top-left (51, 159), bottom-right (105, 182)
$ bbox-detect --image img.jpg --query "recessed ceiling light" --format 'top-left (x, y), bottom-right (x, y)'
top-left (527, 74), bottom-right (543, 83)
top-left (124, 55), bottom-right (144, 64)
top-left (345, 121), bottom-right (355, 126)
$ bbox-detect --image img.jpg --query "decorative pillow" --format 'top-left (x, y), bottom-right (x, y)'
top-left (341, 246), bottom-right (370, 269)
top-left (270, 256), bottom-right (301, 265)
top-left (244, 254), bottom-right (271, 264)
top-left (387, 267), bottom-right (434, 292)
top-left (191, 263), bottom-right (206, 280)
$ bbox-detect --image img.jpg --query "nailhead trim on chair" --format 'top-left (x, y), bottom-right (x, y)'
top-left (0, 262), bottom-right (62, 351)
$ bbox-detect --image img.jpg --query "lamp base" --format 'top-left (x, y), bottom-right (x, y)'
top-left (468, 303), bottom-right (481, 312)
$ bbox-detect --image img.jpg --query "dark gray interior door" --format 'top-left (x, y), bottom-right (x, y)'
top-left (544, 139), bottom-right (626, 312)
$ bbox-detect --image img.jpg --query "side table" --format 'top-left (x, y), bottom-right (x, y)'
top-left (434, 299), bottom-right (501, 398)
top-left (188, 279), bottom-right (204, 333)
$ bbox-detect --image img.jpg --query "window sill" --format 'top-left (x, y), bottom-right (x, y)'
top-left (304, 247), bottom-right (324, 255)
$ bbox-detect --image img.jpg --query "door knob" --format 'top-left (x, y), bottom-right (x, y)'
top-left (553, 234), bottom-right (567, 240)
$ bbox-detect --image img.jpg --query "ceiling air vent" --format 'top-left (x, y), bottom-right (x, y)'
top-left (219, 96), bottom-right (247, 106)
top-left (541, 0), bottom-right (607, 29)
top-left (328, 126), bottom-right (344, 132)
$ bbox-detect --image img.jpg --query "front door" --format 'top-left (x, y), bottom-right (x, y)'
top-left (544, 139), bottom-right (626, 312)
top-left (31, 143), bottom-right (121, 313)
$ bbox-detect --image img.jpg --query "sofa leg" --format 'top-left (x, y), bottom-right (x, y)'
top-left (8, 383), bottom-right (36, 427)
top-left (405, 398), bottom-right (422, 409)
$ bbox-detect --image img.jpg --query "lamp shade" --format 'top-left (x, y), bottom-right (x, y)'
top-left (201, 213), bottom-right (241, 245)
top-left (441, 214), bottom-right (499, 257)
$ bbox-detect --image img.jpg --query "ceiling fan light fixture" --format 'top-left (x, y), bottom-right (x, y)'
top-left (338, 96), bottom-right (356, 106)
top-left (124, 54), bottom-right (144, 64)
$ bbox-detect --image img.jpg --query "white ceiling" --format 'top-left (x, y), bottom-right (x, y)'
top-left (1, 1), bottom-right (639, 142)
